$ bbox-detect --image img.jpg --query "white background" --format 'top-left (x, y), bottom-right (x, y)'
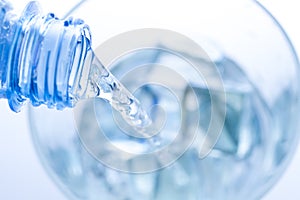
top-left (0, 0), bottom-right (300, 199)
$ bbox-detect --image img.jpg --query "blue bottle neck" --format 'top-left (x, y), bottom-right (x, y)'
top-left (0, 1), bottom-right (92, 112)
top-left (0, 0), bottom-right (15, 99)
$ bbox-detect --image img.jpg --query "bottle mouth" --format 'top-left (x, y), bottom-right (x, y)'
top-left (7, 1), bottom-right (92, 112)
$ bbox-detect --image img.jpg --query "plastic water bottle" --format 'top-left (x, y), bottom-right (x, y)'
top-left (0, 0), bottom-right (151, 129)
top-left (0, 0), bottom-right (92, 111)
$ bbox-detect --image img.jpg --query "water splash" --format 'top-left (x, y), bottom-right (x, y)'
top-left (84, 50), bottom-right (153, 132)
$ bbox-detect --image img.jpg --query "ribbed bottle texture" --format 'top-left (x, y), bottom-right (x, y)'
top-left (0, 0), bottom-right (91, 112)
